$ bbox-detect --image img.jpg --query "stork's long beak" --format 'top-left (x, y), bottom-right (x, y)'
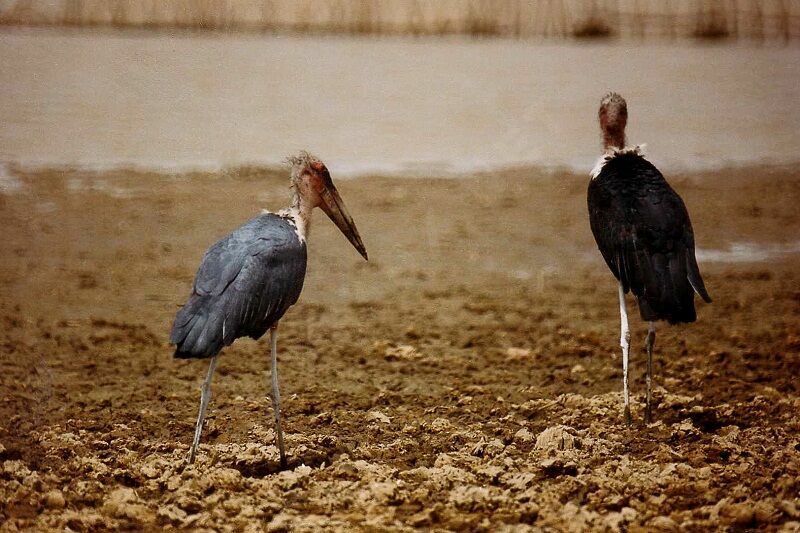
top-left (320, 186), bottom-right (368, 260)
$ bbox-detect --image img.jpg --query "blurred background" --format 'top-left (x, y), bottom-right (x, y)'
top-left (1, 0), bottom-right (798, 175)
top-left (2, 0), bottom-right (798, 39)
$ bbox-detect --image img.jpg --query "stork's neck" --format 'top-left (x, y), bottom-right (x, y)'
top-left (602, 129), bottom-right (626, 152)
top-left (278, 192), bottom-right (313, 243)
top-left (599, 94), bottom-right (628, 152)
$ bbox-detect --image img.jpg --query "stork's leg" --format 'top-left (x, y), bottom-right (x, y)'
top-left (189, 355), bottom-right (219, 464)
top-left (644, 321), bottom-right (656, 424)
top-left (270, 325), bottom-right (287, 468)
top-left (618, 284), bottom-right (632, 426)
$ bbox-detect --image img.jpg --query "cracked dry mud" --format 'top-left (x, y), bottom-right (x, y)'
top-left (1, 165), bottom-right (799, 531)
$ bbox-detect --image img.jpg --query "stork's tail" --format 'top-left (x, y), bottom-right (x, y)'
top-left (636, 249), bottom-right (711, 325)
top-left (687, 248), bottom-right (712, 304)
top-left (170, 295), bottom-right (225, 359)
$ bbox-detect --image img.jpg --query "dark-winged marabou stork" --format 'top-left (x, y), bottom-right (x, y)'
top-left (587, 93), bottom-right (711, 425)
top-left (170, 151), bottom-right (368, 466)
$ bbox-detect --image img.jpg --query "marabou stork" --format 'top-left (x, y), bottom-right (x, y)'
top-left (170, 151), bottom-right (368, 466)
top-left (587, 93), bottom-right (711, 425)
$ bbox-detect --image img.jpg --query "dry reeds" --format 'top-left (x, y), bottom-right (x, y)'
top-left (464, 0), bottom-right (501, 37)
top-left (693, 0), bottom-right (731, 39)
top-left (572, 0), bottom-right (614, 39)
top-left (0, 0), bottom-right (797, 42)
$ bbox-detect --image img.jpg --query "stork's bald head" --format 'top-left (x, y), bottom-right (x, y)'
top-left (288, 151), bottom-right (325, 193)
top-left (285, 151), bottom-right (368, 260)
top-left (599, 92), bottom-right (628, 151)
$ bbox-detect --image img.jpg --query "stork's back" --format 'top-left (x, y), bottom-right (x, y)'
top-left (588, 153), bottom-right (711, 324)
top-left (171, 214), bottom-right (307, 359)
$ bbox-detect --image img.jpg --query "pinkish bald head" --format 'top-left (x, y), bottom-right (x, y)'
top-left (287, 151), bottom-right (368, 261)
top-left (599, 93), bottom-right (628, 150)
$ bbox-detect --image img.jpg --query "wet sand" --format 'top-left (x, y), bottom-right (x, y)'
top-left (1, 164), bottom-right (799, 530)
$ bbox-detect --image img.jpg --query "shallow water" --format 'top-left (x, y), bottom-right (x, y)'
top-left (1, 28), bottom-right (799, 175)
top-left (0, 163), bottom-right (22, 193)
top-left (696, 241), bottom-right (800, 263)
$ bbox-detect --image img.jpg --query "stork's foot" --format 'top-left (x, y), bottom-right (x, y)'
top-left (275, 423), bottom-right (287, 470)
top-left (644, 405), bottom-right (652, 425)
top-left (624, 405), bottom-right (632, 427)
top-left (273, 405), bottom-right (287, 470)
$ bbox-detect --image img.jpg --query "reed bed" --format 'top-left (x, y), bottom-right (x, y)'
top-left (1, 0), bottom-right (798, 42)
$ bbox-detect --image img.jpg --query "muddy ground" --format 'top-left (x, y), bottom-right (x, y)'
top-left (1, 164), bottom-right (799, 531)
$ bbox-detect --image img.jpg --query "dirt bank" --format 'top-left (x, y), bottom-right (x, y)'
top-left (1, 164), bottom-right (799, 531)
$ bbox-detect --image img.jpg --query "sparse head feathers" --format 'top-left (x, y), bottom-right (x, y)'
top-left (600, 92), bottom-right (627, 110)
top-left (285, 150), bottom-right (323, 182)
top-left (285, 150), bottom-right (321, 169)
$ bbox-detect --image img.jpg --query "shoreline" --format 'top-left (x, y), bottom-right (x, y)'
top-left (4, 158), bottom-right (800, 182)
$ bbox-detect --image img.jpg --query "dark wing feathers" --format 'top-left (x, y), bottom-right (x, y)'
top-left (588, 153), bottom-right (711, 324)
top-left (170, 214), bottom-right (307, 359)
top-left (686, 237), bottom-right (712, 303)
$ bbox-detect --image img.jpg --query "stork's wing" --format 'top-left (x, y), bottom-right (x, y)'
top-left (588, 154), bottom-right (710, 322)
top-left (171, 214), bottom-right (307, 358)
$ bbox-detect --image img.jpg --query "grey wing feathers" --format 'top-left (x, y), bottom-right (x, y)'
top-left (170, 214), bottom-right (307, 359)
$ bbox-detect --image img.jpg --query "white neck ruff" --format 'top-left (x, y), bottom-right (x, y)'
top-left (590, 144), bottom-right (647, 180)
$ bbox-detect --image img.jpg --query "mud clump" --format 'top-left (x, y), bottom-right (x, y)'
top-left (535, 425), bottom-right (582, 451)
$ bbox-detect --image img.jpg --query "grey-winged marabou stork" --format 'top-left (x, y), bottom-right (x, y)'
top-left (587, 93), bottom-right (711, 425)
top-left (170, 151), bottom-right (368, 466)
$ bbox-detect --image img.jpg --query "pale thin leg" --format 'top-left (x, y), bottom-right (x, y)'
top-left (644, 321), bottom-right (656, 424)
top-left (270, 326), bottom-right (287, 468)
top-left (618, 284), bottom-right (632, 426)
top-left (189, 355), bottom-right (219, 464)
